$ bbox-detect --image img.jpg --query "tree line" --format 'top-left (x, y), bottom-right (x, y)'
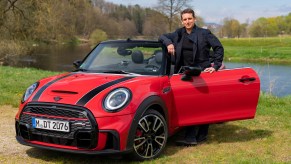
top-left (0, 0), bottom-right (168, 44)
top-left (219, 14), bottom-right (291, 38)
top-left (1, 0), bottom-right (291, 45)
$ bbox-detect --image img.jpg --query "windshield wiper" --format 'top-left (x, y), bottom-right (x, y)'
top-left (102, 70), bottom-right (140, 75)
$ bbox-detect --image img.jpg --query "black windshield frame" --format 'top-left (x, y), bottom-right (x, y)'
top-left (77, 40), bottom-right (168, 76)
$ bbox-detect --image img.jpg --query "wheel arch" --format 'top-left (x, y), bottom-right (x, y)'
top-left (125, 95), bottom-right (169, 150)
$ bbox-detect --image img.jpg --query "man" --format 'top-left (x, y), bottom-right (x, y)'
top-left (158, 8), bottom-right (224, 146)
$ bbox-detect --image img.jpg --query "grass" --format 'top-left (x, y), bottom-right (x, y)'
top-left (0, 66), bottom-right (59, 107)
top-left (221, 36), bottom-right (291, 64)
top-left (0, 66), bottom-right (290, 163)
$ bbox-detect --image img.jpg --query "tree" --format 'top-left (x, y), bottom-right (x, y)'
top-left (156, 0), bottom-right (191, 31)
top-left (220, 18), bottom-right (241, 38)
top-left (0, 0), bottom-right (35, 40)
top-left (119, 19), bottom-right (138, 38)
top-left (71, 0), bottom-right (103, 38)
top-left (143, 9), bottom-right (168, 38)
top-left (266, 17), bottom-right (279, 36)
top-left (89, 28), bottom-right (108, 45)
top-left (285, 13), bottom-right (291, 34)
top-left (32, 1), bottom-right (77, 42)
top-left (195, 16), bottom-right (205, 27)
top-left (239, 23), bottom-right (248, 37)
top-left (131, 5), bottom-right (146, 34)
top-left (249, 19), bottom-right (263, 37)
top-left (248, 17), bottom-right (278, 37)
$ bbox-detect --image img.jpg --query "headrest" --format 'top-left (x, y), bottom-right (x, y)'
top-left (154, 50), bottom-right (163, 64)
top-left (131, 50), bottom-right (144, 64)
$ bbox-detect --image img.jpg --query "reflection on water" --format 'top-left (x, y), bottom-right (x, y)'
top-left (2, 45), bottom-right (291, 97)
top-left (2, 44), bottom-right (92, 72)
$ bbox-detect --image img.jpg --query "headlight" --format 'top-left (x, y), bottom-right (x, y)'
top-left (21, 82), bottom-right (39, 103)
top-left (103, 88), bottom-right (131, 112)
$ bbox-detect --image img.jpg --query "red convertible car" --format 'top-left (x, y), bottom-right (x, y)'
top-left (15, 40), bottom-right (260, 160)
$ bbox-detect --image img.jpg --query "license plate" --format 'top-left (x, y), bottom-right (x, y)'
top-left (32, 118), bottom-right (70, 132)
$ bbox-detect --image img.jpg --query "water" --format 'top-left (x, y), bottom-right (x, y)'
top-left (2, 44), bottom-right (92, 72)
top-left (2, 45), bottom-right (291, 97)
top-left (225, 62), bottom-right (291, 97)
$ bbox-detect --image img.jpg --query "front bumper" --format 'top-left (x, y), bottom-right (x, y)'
top-left (15, 133), bottom-right (131, 155)
top-left (15, 102), bottom-right (133, 154)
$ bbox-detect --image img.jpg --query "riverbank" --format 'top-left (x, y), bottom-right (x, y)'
top-left (1, 37), bottom-right (291, 66)
top-left (221, 36), bottom-right (291, 64)
top-left (0, 40), bottom-right (31, 62)
top-left (0, 66), bottom-right (290, 163)
top-left (0, 38), bottom-right (87, 64)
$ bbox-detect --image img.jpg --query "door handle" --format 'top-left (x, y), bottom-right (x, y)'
top-left (239, 77), bottom-right (256, 83)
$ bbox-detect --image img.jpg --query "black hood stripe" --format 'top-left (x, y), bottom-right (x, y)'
top-left (32, 74), bottom-right (73, 101)
top-left (76, 76), bottom-right (135, 106)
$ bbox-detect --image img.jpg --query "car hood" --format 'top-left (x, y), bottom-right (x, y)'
top-left (31, 72), bottom-right (139, 105)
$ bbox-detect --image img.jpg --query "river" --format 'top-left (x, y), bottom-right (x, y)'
top-left (2, 45), bottom-right (291, 97)
top-left (225, 62), bottom-right (291, 97)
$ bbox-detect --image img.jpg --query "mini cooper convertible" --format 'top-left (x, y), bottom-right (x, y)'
top-left (15, 40), bottom-right (260, 160)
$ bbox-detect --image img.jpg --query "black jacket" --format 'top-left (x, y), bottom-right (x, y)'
top-left (158, 25), bottom-right (224, 73)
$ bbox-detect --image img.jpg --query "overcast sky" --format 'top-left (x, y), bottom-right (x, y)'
top-left (105, 0), bottom-right (291, 24)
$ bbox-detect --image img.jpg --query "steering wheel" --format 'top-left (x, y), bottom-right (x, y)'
top-left (145, 65), bottom-right (160, 72)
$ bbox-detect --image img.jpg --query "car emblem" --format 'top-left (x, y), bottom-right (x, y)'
top-left (53, 96), bottom-right (63, 102)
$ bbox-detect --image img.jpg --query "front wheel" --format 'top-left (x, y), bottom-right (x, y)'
top-left (131, 109), bottom-right (168, 160)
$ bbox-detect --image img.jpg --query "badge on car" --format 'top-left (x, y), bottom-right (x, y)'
top-left (32, 118), bottom-right (70, 132)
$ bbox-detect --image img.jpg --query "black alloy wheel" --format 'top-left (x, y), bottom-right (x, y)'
top-left (132, 109), bottom-right (168, 160)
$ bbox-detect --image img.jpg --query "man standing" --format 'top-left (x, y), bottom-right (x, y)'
top-left (158, 8), bottom-right (224, 146)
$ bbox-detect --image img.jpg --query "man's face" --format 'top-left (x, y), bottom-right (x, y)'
top-left (181, 13), bottom-right (195, 30)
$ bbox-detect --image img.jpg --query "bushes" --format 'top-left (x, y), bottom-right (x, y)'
top-left (0, 40), bottom-right (30, 58)
top-left (89, 29), bottom-right (108, 46)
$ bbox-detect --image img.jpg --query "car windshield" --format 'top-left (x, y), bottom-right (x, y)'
top-left (79, 41), bottom-right (165, 76)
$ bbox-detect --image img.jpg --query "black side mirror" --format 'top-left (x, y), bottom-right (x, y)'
top-left (181, 66), bottom-right (201, 81)
top-left (73, 60), bottom-right (82, 69)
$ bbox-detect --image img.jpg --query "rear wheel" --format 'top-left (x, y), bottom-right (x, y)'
top-left (131, 109), bottom-right (168, 160)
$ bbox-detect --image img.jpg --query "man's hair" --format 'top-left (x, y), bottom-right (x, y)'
top-left (180, 8), bottom-right (195, 19)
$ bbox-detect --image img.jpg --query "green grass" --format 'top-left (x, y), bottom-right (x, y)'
top-left (0, 66), bottom-right (60, 107)
top-left (221, 36), bottom-right (291, 64)
top-left (0, 66), bottom-right (290, 163)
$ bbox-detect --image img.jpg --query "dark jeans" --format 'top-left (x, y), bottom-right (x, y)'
top-left (185, 124), bottom-right (209, 142)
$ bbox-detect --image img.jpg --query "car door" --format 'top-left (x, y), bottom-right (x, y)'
top-left (170, 67), bottom-right (260, 126)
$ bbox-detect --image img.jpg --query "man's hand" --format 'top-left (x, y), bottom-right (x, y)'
top-left (167, 44), bottom-right (175, 55)
top-left (204, 67), bottom-right (215, 73)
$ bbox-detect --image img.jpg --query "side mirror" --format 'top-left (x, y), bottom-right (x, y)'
top-left (73, 60), bottom-right (82, 69)
top-left (181, 66), bottom-right (201, 81)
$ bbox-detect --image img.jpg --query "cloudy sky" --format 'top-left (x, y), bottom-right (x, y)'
top-left (105, 0), bottom-right (291, 24)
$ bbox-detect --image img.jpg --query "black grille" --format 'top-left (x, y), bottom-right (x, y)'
top-left (23, 106), bottom-right (87, 118)
top-left (17, 102), bottom-right (98, 149)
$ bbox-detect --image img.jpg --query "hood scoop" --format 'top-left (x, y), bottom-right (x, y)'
top-left (51, 90), bottom-right (78, 94)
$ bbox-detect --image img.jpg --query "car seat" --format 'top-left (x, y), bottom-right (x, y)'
top-left (131, 50), bottom-right (144, 64)
top-left (148, 50), bottom-right (163, 66)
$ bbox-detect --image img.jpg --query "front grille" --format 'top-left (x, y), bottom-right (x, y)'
top-left (23, 106), bottom-right (87, 118)
top-left (17, 102), bottom-right (98, 149)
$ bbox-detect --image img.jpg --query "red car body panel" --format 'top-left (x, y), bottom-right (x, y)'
top-left (15, 40), bottom-right (260, 159)
top-left (170, 67), bottom-right (260, 126)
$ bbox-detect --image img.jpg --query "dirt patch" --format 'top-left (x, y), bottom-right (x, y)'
top-left (0, 106), bottom-right (30, 156)
top-left (0, 106), bottom-right (124, 163)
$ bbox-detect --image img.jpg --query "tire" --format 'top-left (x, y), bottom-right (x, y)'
top-left (130, 109), bottom-right (168, 161)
